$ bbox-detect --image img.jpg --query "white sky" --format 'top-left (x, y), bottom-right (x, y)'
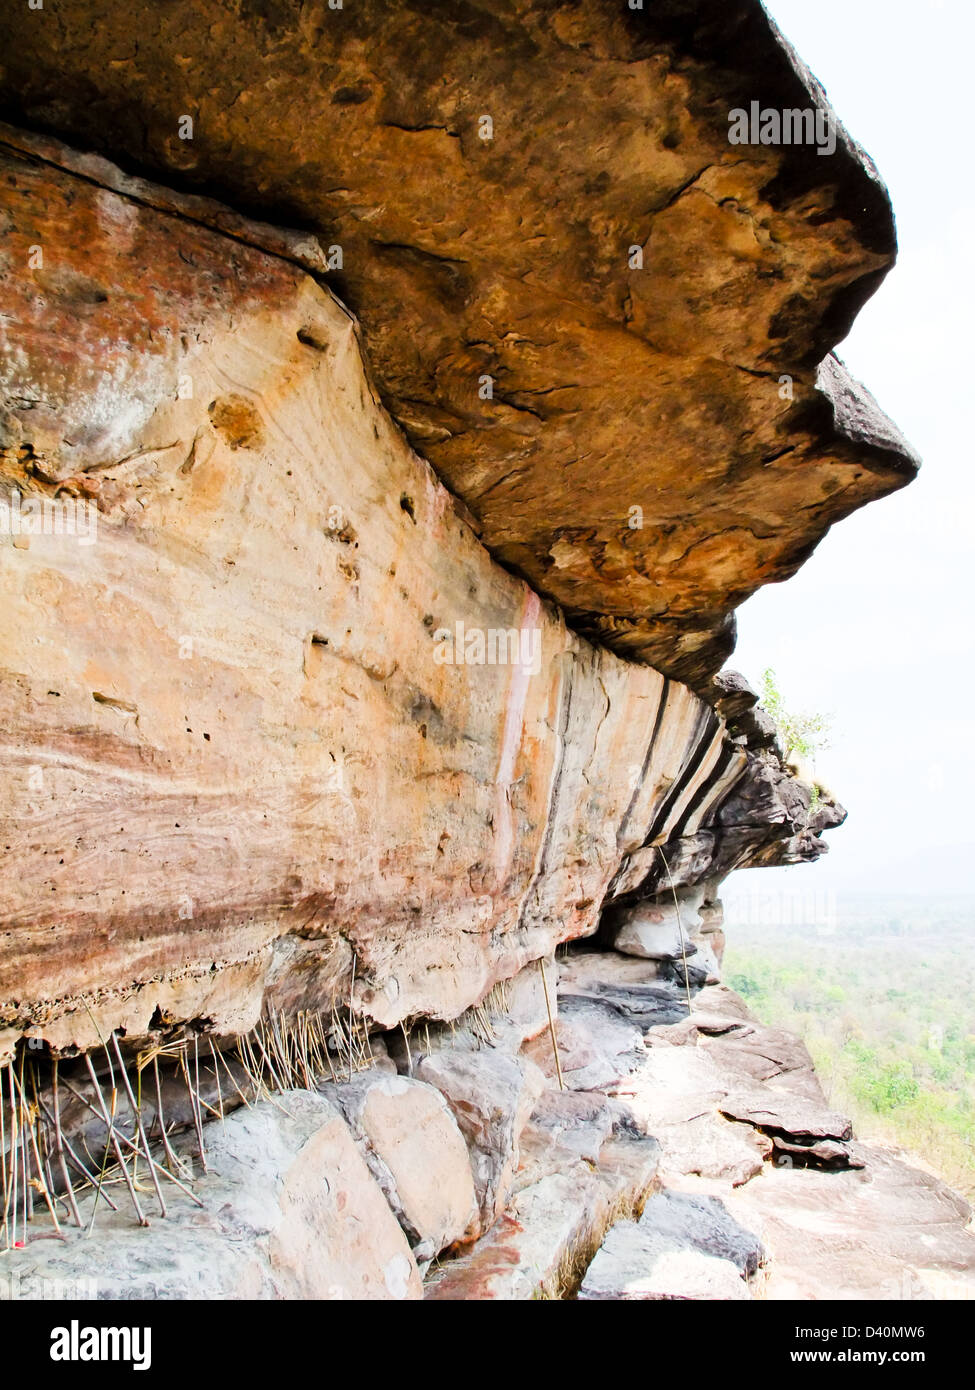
top-left (725, 0), bottom-right (974, 898)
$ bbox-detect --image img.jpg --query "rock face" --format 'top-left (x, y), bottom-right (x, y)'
top-left (4, 1093), bottom-right (422, 1300)
top-left (0, 134), bottom-right (759, 1053)
top-left (0, 1), bottom-right (918, 688)
top-left (0, 125), bottom-right (848, 1058)
top-left (0, 0), bottom-right (948, 1309)
top-left (416, 1051), bottom-right (544, 1233)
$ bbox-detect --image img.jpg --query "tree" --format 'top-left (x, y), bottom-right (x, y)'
top-left (760, 668), bottom-right (832, 764)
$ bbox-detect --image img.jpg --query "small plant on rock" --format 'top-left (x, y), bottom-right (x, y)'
top-left (760, 668), bottom-right (832, 766)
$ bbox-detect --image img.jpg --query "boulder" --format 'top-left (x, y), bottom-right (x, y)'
top-left (557, 980), bottom-right (688, 1033)
top-left (610, 888), bottom-right (705, 961)
top-left (3, 1093), bottom-right (422, 1300)
top-left (708, 671), bottom-right (760, 723)
top-left (579, 1219), bottom-right (751, 1301)
top-left (416, 1051), bottom-right (544, 1232)
top-left (651, 1114), bottom-right (773, 1188)
top-left (320, 1072), bottom-right (479, 1260)
top-left (725, 1144), bottom-right (975, 1301)
top-left (637, 1189), bottom-right (765, 1277)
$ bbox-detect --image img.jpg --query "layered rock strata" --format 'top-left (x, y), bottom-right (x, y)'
top-left (0, 0), bottom-right (938, 1306)
top-left (0, 135), bottom-right (836, 1058)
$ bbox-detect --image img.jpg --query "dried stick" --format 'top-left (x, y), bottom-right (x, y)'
top-left (84, 1054), bottom-right (148, 1226)
top-left (1, 1067), bottom-right (10, 1249)
top-left (33, 1090), bottom-right (120, 1213)
top-left (208, 1040), bottom-right (226, 1123)
top-left (10, 1065), bottom-right (62, 1236)
top-left (538, 957), bottom-right (565, 1092)
top-left (150, 1057), bottom-right (182, 1173)
top-left (400, 1021), bottom-right (413, 1078)
top-left (50, 1063), bottom-right (83, 1228)
top-left (61, 1077), bottom-right (202, 1207)
top-left (348, 954), bottom-right (357, 1082)
top-left (111, 1036), bottom-right (166, 1218)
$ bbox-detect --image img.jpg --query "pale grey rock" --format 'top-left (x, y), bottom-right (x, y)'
top-left (611, 888), bottom-right (705, 961)
top-left (638, 1189), bottom-right (765, 1277)
top-left (389, 956), bottom-right (557, 1065)
top-left (523, 994), bottom-right (648, 1091)
top-left (726, 1144), bottom-right (975, 1301)
top-left (427, 1106), bottom-right (659, 1300)
top-left (653, 1114), bottom-right (773, 1188)
top-left (579, 1219), bottom-right (751, 1301)
top-left (3, 1092), bottom-right (421, 1300)
top-left (560, 980), bottom-right (689, 1031)
top-left (719, 1091), bottom-right (853, 1142)
top-left (524, 1089), bottom-right (619, 1166)
top-left (320, 1072), bottom-right (478, 1259)
top-left (416, 1050), bottom-right (544, 1233)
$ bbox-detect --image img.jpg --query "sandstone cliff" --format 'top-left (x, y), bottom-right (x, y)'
top-left (1, 0), bottom-right (960, 1306)
top-left (0, 124), bottom-right (847, 1057)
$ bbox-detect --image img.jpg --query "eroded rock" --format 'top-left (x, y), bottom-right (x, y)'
top-left (637, 1189), bottom-right (765, 1278)
top-left (579, 1220), bottom-right (752, 1302)
top-left (0, 2), bottom-right (919, 687)
top-left (320, 1072), bottom-right (479, 1260)
top-left (2, 1093), bottom-right (422, 1300)
top-left (1, 137), bottom-right (800, 1053)
top-left (416, 1050), bottom-right (544, 1234)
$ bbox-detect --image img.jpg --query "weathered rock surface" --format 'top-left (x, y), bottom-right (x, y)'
top-left (3, 1092), bottom-right (422, 1300)
top-left (579, 1219), bottom-right (752, 1301)
top-left (0, 0), bottom-right (951, 1310)
top-left (2, 135), bottom-right (826, 1054)
top-left (719, 1091), bottom-right (854, 1143)
top-left (0, 2), bottom-right (919, 688)
top-left (523, 993), bottom-right (651, 1091)
top-left (562, 959), bottom-right (975, 1301)
top-left (637, 1189), bottom-right (765, 1277)
top-left (727, 1146), bottom-right (975, 1301)
top-left (416, 1051), bottom-right (544, 1233)
top-left (6, 951), bottom-right (974, 1304)
top-left (427, 1086), bottom-right (659, 1300)
top-left (320, 1072), bottom-right (479, 1259)
top-left (387, 956), bottom-right (557, 1064)
top-left (609, 889), bottom-right (704, 961)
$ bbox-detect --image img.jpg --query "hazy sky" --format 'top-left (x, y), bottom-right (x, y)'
top-left (725, 0), bottom-right (974, 900)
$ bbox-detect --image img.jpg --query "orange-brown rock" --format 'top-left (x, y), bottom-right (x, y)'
top-left (0, 0), bottom-right (918, 687)
top-left (1, 140), bottom-right (808, 1055)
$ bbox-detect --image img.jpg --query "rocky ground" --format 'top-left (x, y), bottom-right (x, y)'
top-left (426, 948), bottom-right (975, 1300)
top-left (7, 944), bottom-right (973, 1301)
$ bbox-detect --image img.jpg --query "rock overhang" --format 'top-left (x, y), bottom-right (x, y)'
top-left (0, 0), bottom-right (919, 690)
top-left (2, 133), bottom-right (817, 1053)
